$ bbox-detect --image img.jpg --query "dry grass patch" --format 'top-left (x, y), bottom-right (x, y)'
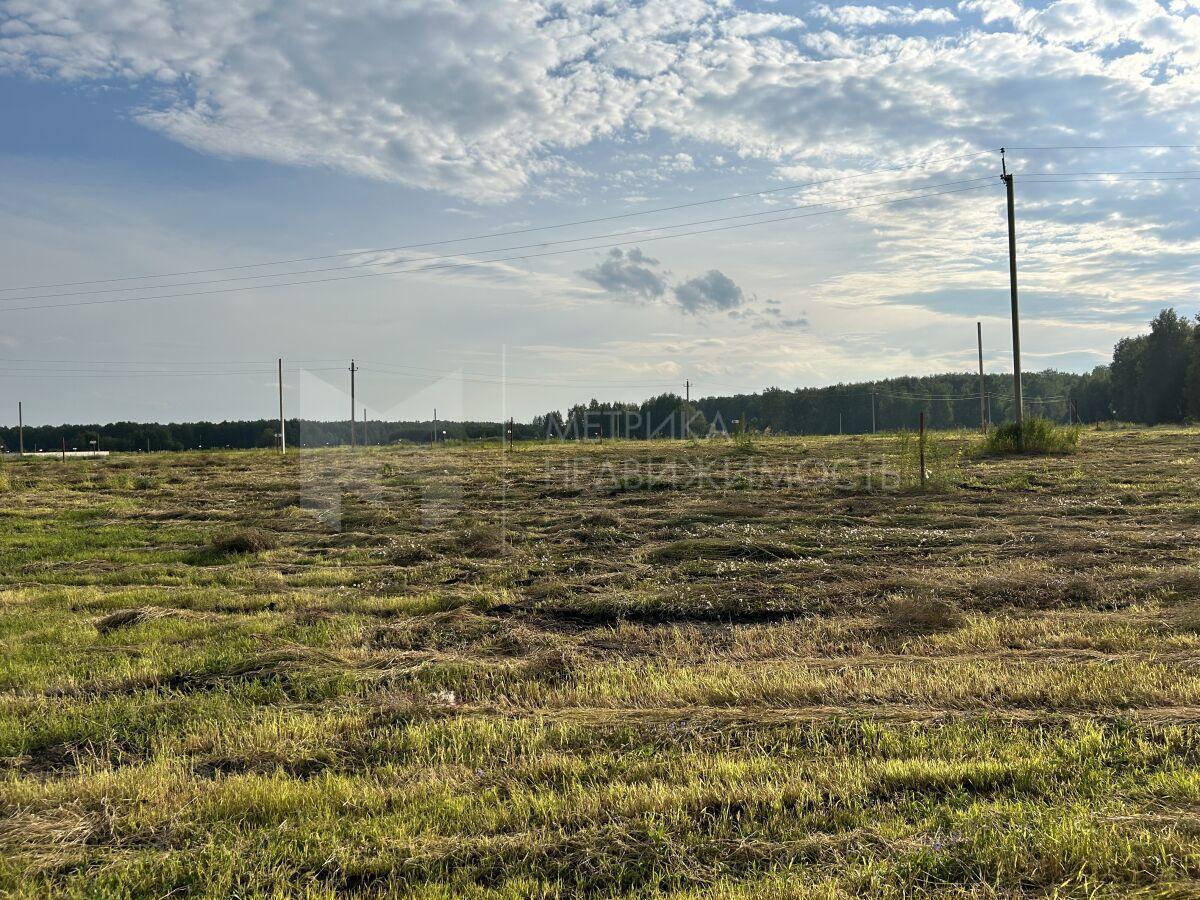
top-left (94, 606), bottom-right (193, 635)
top-left (878, 595), bottom-right (965, 636)
top-left (211, 527), bottom-right (276, 555)
top-left (648, 538), bottom-right (798, 563)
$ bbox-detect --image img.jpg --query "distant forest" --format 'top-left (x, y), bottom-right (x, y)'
top-left (3, 310), bottom-right (1197, 453)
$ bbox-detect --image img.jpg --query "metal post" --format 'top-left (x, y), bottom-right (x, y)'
top-left (1002, 150), bottom-right (1024, 449)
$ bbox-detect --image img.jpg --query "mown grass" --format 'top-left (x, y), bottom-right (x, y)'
top-left (1, 427), bottom-right (1199, 897)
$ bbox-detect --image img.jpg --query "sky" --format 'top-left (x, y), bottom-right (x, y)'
top-left (0, 0), bottom-right (1197, 425)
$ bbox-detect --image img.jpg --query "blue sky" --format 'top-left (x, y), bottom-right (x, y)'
top-left (0, 0), bottom-right (1197, 424)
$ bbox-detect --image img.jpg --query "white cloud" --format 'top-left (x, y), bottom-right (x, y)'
top-left (812, 5), bottom-right (959, 26)
top-left (3, 0), bottom-right (1195, 205)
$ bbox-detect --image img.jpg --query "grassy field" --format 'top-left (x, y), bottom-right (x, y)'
top-left (2, 428), bottom-right (1200, 897)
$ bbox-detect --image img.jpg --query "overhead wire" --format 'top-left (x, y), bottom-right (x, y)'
top-left (2, 143), bottom-right (1194, 296)
top-left (1, 176), bottom-right (1001, 304)
top-left (0, 147), bottom-right (1001, 294)
top-left (0, 181), bottom-right (998, 314)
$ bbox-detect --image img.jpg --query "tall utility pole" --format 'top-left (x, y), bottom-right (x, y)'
top-left (977, 322), bottom-right (987, 433)
top-left (871, 392), bottom-right (876, 435)
top-left (349, 359), bottom-right (358, 447)
top-left (363, 407), bottom-right (368, 446)
top-left (432, 408), bottom-right (438, 446)
top-left (684, 379), bottom-right (690, 439)
top-left (277, 359), bottom-right (286, 455)
top-left (1002, 149), bottom-right (1024, 446)
top-left (18, 402), bottom-right (23, 456)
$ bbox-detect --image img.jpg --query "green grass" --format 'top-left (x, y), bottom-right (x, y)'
top-left (984, 417), bottom-right (1083, 455)
top-left (1, 428), bottom-right (1200, 896)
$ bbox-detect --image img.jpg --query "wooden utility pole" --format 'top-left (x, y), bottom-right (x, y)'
top-left (18, 402), bottom-right (23, 456)
top-left (684, 379), bottom-right (690, 439)
top-left (919, 411), bottom-right (927, 489)
top-left (977, 322), bottom-right (987, 433)
top-left (1002, 149), bottom-right (1024, 448)
top-left (277, 359), bottom-right (286, 455)
top-left (349, 360), bottom-right (357, 447)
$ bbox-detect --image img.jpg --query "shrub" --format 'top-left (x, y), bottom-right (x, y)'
top-left (984, 417), bottom-right (1081, 455)
top-left (212, 527), bottom-right (277, 554)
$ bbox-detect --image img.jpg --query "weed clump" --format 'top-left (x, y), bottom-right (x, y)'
top-left (879, 595), bottom-right (965, 635)
top-left (212, 527), bottom-right (277, 555)
top-left (523, 647), bottom-right (577, 683)
top-left (985, 418), bottom-right (1081, 455)
top-left (131, 474), bottom-right (162, 491)
top-left (389, 539), bottom-right (436, 566)
top-left (453, 524), bottom-right (504, 558)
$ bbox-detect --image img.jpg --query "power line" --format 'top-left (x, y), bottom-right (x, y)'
top-left (0, 176), bottom-right (1000, 303)
top-left (2, 144), bottom-right (1192, 296)
top-left (0, 368), bottom-right (346, 378)
top-left (359, 360), bottom-right (681, 387)
top-left (0, 150), bottom-right (1001, 294)
top-left (1017, 169), bottom-right (1200, 177)
top-left (1020, 176), bottom-right (1200, 184)
top-left (0, 182), bottom-right (996, 314)
top-left (0, 358), bottom-right (685, 389)
top-left (1008, 144), bottom-right (1200, 151)
top-left (0, 357), bottom-right (344, 367)
top-left (7, 167), bottom-right (1191, 310)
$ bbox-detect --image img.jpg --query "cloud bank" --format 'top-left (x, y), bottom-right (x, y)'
top-left (2, 0), bottom-right (1196, 203)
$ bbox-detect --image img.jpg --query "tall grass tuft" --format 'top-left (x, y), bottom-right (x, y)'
top-left (985, 417), bottom-right (1081, 455)
top-left (892, 428), bottom-right (967, 489)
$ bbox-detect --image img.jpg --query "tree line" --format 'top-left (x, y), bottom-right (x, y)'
top-left (0, 419), bottom-right (535, 453)
top-left (533, 309), bottom-right (1198, 436)
top-left (2, 310), bottom-right (1196, 452)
